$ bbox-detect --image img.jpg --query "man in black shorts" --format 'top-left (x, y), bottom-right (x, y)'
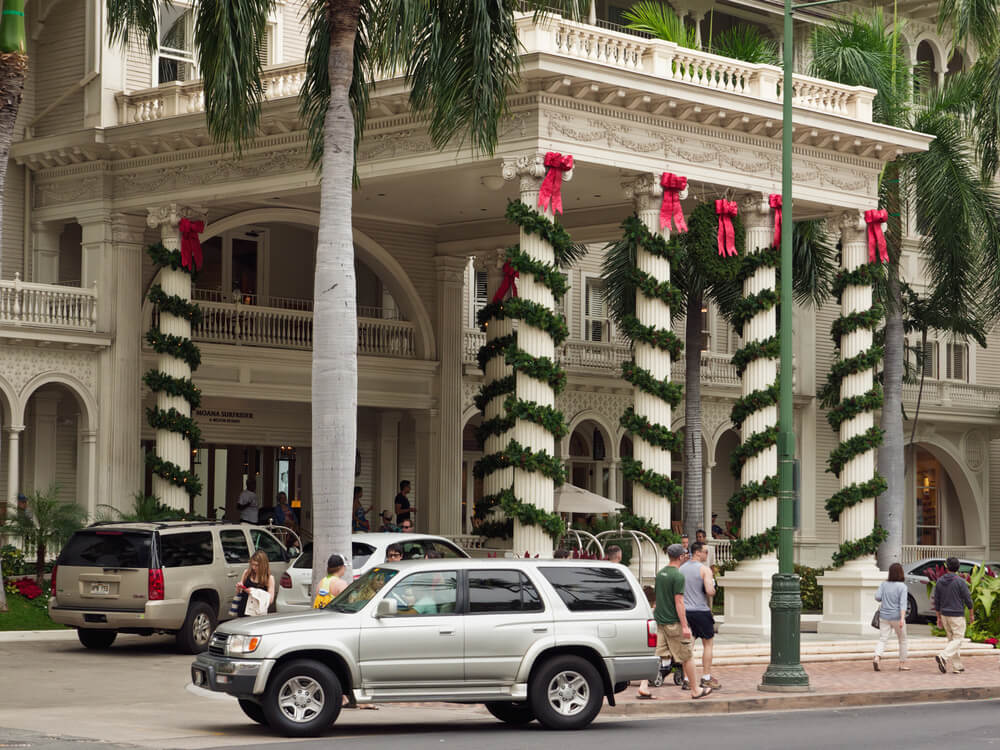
top-left (679, 541), bottom-right (720, 690)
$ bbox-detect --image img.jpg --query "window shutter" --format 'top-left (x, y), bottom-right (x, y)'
top-left (585, 279), bottom-right (606, 342)
top-left (258, 23), bottom-right (275, 67)
top-left (946, 342), bottom-right (967, 381)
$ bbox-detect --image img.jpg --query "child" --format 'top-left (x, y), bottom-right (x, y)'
top-left (312, 554), bottom-right (348, 608)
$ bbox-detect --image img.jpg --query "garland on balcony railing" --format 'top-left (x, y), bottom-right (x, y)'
top-left (474, 193), bottom-right (575, 541)
top-left (613, 215), bottom-right (684, 531)
top-left (727, 241), bottom-right (780, 562)
top-left (145, 241), bottom-right (202, 498)
top-left (822, 252), bottom-right (886, 566)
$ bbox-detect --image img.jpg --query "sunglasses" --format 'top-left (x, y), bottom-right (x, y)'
top-left (401, 524), bottom-right (412, 530)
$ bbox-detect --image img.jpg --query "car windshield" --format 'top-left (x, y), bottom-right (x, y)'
top-left (327, 567), bottom-right (399, 613)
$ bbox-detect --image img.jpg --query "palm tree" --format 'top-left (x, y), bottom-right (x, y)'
top-left (4, 486), bottom-right (86, 584)
top-left (113, 0), bottom-right (586, 591)
top-left (810, 9), bottom-right (1000, 567)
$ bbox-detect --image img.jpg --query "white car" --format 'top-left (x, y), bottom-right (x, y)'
top-left (275, 532), bottom-right (470, 611)
top-left (903, 557), bottom-right (993, 622)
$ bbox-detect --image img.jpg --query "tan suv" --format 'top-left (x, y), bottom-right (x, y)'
top-left (49, 521), bottom-right (291, 653)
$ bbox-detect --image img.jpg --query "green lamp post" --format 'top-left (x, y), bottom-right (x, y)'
top-left (759, 0), bottom-right (848, 692)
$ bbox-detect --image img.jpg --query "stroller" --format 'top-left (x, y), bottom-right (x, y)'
top-left (653, 657), bottom-right (685, 687)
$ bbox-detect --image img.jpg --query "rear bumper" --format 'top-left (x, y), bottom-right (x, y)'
top-left (192, 652), bottom-right (273, 697)
top-left (49, 599), bottom-right (188, 631)
top-left (606, 655), bottom-right (658, 683)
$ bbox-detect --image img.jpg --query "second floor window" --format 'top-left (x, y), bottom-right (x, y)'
top-left (905, 337), bottom-right (970, 383)
top-left (944, 341), bottom-right (968, 382)
top-left (158, 2), bottom-right (195, 84)
top-left (584, 277), bottom-right (609, 342)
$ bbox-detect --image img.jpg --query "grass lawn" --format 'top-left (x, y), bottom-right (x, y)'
top-left (0, 595), bottom-right (66, 630)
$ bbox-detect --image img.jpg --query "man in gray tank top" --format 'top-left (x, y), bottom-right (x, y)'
top-left (679, 541), bottom-right (720, 690)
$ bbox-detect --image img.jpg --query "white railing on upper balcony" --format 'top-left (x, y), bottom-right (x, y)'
top-left (901, 381), bottom-right (1000, 411)
top-left (0, 274), bottom-right (97, 331)
top-left (193, 288), bottom-right (315, 312)
top-left (117, 14), bottom-right (875, 126)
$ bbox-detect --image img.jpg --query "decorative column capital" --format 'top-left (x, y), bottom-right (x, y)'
top-left (738, 192), bottom-right (773, 230)
top-left (434, 255), bottom-right (468, 286)
top-left (6, 424), bottom-right (25, 434)
top-left (111, 213), bottom-right (148, 245)
top-left (622, 172), bottom-right (663, 213)
top-left (502, 153), bottom-right (572, 194)
top-left (146, 203), bottom-right (207, 231)
top-left (838, 209), bottom-right (867, 244)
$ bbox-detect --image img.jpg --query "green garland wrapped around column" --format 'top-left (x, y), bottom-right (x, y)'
top-left (144, 210), bottom-right (205, 504)
top-left (474, 154), bottom-right (580, 549)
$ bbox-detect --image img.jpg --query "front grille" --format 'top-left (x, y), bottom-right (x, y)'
top-left (208, 632), bottom-right (227, 656)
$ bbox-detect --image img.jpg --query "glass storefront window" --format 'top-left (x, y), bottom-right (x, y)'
top-left (915, 448), bottom-right (940, 545)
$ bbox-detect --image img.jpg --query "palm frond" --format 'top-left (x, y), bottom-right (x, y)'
top-left (107, 0), bottom-right (159, 54)
top-left (558, 241), bottom-right (589, 269)
top-left (971, 53), bottom-right (1000, 179)
top-left (792, 219), bottom-right (836, 306)
top-left (622, 1), bottom-right (696, 48)
top-left (937, 0), bottom-right (999, 50)
top-left (711, 24), bottom-right (779, 65)
top-left (600, 231), bottom-right (639, 337)
top-left (194, 0), bottom-right (275, 155)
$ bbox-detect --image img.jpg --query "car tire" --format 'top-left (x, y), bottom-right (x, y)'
top-left (176, 600), bottom-right (217, 654)
top-left (906, 595), bottom-right (919, 624)
top-left (262, 659), bottom-right (343, 737)
top-left (238, 699), bottom-right (269, 726)
top-left (484, 701), bottom-right (535, 725)
top-left (529, 655), bottom-right (604, 731)
top-left (77, 628), bottom-right (117, 649)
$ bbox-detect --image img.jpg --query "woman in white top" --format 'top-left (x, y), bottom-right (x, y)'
top-left (873, 562), bottom-right (910, 671)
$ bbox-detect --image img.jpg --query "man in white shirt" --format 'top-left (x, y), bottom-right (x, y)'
top-left (238, 478), bottom-right (259, 524)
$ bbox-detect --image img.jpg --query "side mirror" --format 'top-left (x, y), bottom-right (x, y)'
top-left (375, 598), bottom-right (397, 618)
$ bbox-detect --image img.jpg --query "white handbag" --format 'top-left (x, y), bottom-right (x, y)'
top-left (245, 587), bottom-right (270, 617)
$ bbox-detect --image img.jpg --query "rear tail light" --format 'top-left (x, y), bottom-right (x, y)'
top-left (647, 620), bottom-right (657, 648)
top-left (148, 568), bottom-right (164, 601)
top-left (280, 572), bottom-right (292, 589)
top-left (50, 565), bottom-right (58, 594)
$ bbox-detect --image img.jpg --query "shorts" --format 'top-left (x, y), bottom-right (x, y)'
top-left (655, 622), bottom-right (692, 663)
top-left (687, 610), bottom-right (715, 641)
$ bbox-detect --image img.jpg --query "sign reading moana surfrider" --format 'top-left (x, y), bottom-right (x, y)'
top-left (195, 409), bottom-right (254, 425)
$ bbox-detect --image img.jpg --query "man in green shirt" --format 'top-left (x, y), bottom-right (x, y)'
top-left (653, 543), bottom-right (712, 699)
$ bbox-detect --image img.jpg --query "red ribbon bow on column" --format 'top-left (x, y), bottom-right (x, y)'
top-left (864, 209), bottom-right (889, 264)
top-left (537, 152), bottom-right (574, 215)
top-left (491, 261), bottom-right (519, 303)
top-left (660, 172), bottom-right (688, 233)
top-left (715, 199), bottom-right (739, 257)
top-left (178, 217), bottom-right (205, 272)
top-left (769, 194), bottom-right (782, 249)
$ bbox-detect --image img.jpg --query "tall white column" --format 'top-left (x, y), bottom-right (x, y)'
top-left (415, 409), bottom-right (440, 534)
top-left (818, 210), bottom-right (884, 634)
top-left (6, 425), bottom-right (23, 506)
top-left (146, 204), bottom-right (205, 510)
top-left (435, 256), bottom-right (468, 537)
top-left (78, 429), bottom-right (98, 520)
top-left (480, 248), bottom-right (513, 514)
top-left (622, 174), bottom-right (677, 530)
top-left (720, 193), bottom-right (778, 636)
top-left (376, 411), bottom-right (401, 524)
top-left (31, 221), bottom-right (62, 284)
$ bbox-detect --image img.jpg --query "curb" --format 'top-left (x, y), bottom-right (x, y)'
top-left (0, 629), bottom-right (76, 642)
top-left (606, 685), bottom-right (1000, 717)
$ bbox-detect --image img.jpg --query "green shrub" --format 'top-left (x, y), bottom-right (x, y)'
top-left (795, 564), bottom-right (825, 612)
top-left (1, 544), bottom-right (25, 576)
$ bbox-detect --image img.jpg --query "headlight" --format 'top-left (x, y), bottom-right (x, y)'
top-left (225, 634), bottom-right (262, 656)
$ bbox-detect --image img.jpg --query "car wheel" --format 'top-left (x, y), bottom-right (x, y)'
top-left (77, 628), bottom-right (117, 649)
top-left (176, 601), bottom-right (217, 654)
top-left (238, 699), bottom-right (268, 726)
top-left (484, 701), bottom-right (535, 725)
top-left (262, 659), bottom-right (343, 737)
top-left (529, 655), bottom-right (604, 731)
top-left (906, 595), bottom-right (919, 624)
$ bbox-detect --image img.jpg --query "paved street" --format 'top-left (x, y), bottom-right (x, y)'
top-left (2, 632), bottom-right (1000, 749)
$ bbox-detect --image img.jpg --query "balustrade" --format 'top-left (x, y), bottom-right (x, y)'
top-left (0, 275), bottom-right (97, 331)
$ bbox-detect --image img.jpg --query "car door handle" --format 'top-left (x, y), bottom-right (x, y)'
top-left (532, 626), bottom-right (548, 633)
top-left (439, 628), bottom-right (455, 635)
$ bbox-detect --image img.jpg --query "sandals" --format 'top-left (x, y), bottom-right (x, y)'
top-left (873, 656), bottom-right (880, 672)
top-left (898, 664), bottom-right (911, 671)
top-left (636, 692), bottom-right (658, 700)
top-left (692, 686), bottom-right (713, 699)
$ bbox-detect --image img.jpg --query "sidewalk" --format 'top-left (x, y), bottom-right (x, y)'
top-left (607, 654), bottom-right (1000, 716)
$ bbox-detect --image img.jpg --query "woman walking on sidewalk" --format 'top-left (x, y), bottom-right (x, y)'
top-left (873, 562), bottom-right (909, 671)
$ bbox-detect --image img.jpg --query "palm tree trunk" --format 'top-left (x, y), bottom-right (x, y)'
top-left (909, 329), bottom-right (928, 444)
top-left (878, 263), bottom-right (905, 568)
top-left (0, 49), bottom-right (27, 268)
top-left (0, 557), bottom-right (6, 612)
top-left (683, 289), bottom-right (704, 538)
top-left (311, 0), bottom-right (360, 593)
top-left (35, 542), bottom-right (45, 585)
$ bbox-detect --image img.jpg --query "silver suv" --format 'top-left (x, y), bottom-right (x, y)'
top-left (192, 559), bottom-right (657, 735)
top-left (49, 521), bottom-right (291, 653)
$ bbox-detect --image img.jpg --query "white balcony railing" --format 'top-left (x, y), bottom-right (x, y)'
top-left (117, 14), bottom-right (875, 126)
top-left (902, 381), bottom-right (1000, 412)
top-left (151, 300), bottom-right (416, 357)
top-left (900, 545), bottom-right (988, 564)
top-left (0, 274), bottom-right (97, 331)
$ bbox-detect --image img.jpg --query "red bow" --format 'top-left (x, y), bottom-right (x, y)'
top-left (537, 152), bottom-right (573, 215)
top-left (769, 194), bottom-right (782, 249)
top-left (864, 209), bottom-right (889, 264)
top-left (660, 173), bottom-right (688, 233)
top-left (178, 218), bottom-right (204, 271)
top-left (715, 200), bottom-right (738, 257)
top-left (491, 261), bottom-right (519, 303)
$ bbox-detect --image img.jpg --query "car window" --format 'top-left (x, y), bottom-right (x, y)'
top-left (539, 566), bottom-right (636, 611)
top-left (909, 562), bottom-right (935, 577)
top-left (387, 571), bottom-right (458, 616)
top-left (58, 530), bottom-right (152, 568)
top-left (330, 567), bottom-right (399, 613)
top-left (428, 540), bottom-right (466, 559)
top-left (353, 542), bottom-right (376, 569)
top-left (467, 570), bottom-right (543, 613)
top-left (251, 529), bottom-right (286, 562)
top-left (220, 530), bottom-right (251, 564)
top-left (160, 532), bottom-right (213, 567)
top-left (401, 542), bottom-right (427, 560)
top-left (959, 563), bottom-right (977, 574)
top-left (293, 544), bottom-right (313, 569)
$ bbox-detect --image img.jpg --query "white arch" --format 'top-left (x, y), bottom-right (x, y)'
top-left (0, 373), bottom-right (16, 425)
top-left (565, 410), bottom-right (618, 461)
top-left (913, 439), bottom-right (985, 547)
top-left (201, 208), bottom-right (437, 360)
top-left (913, 33), bottom-right (947, 72)
top-left (461, 406), bottom-right (481, 428)
top-left (18, 373), bottom-right (98, 431)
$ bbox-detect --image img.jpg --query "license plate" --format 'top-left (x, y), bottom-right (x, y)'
top-left (90, 583), bottom-right (110, 594)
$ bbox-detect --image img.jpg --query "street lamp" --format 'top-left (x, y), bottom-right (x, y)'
top-left (759, 0), bottom-right (848, 692)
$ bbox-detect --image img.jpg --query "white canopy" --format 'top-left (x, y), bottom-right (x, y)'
top-left (554, 483), bottom-right (624, 515)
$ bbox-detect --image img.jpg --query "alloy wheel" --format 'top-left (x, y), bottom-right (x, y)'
top-left (546, 670), bottom-right (589, 716)
top-left (277, 676), bottom-right (326, 723)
